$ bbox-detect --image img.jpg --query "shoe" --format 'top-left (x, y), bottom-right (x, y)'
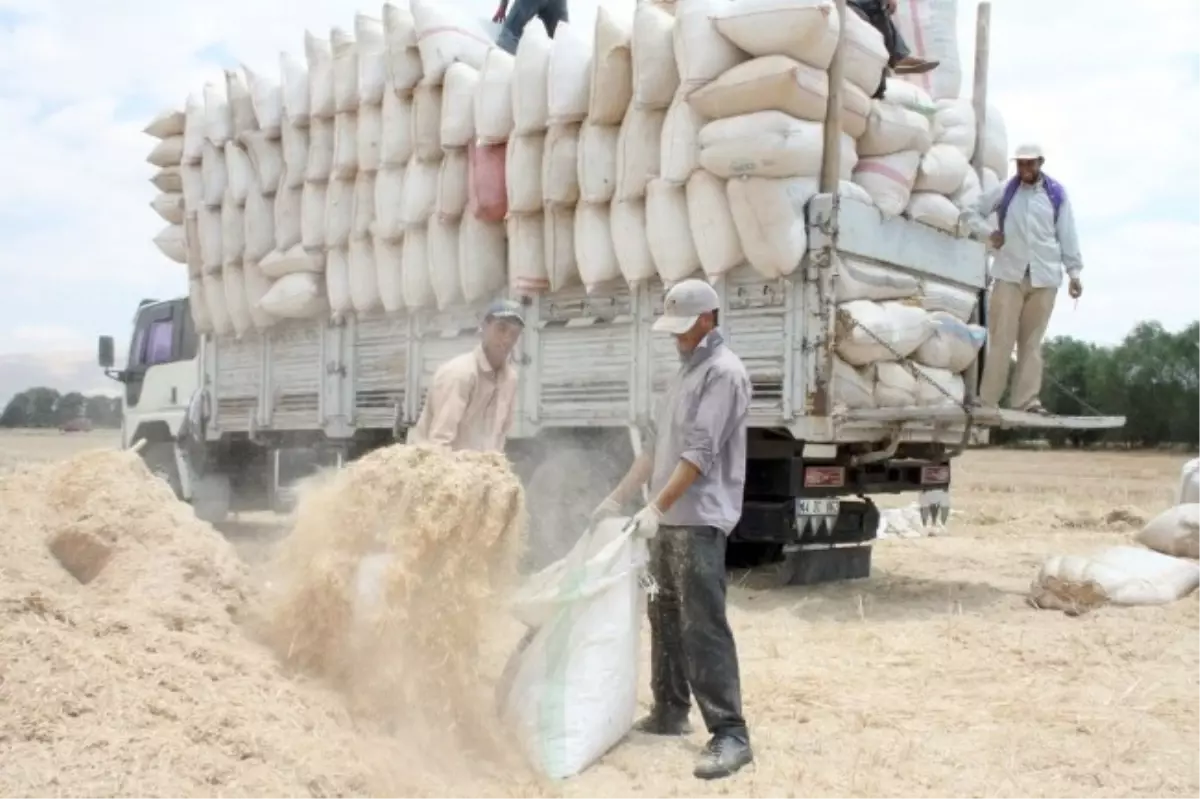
top-left (893, 57), bottom-right (939, 75)
top-left (633, 707), bottom-right (693, 736)
top-left (693, 735), bottom-right (754, 780)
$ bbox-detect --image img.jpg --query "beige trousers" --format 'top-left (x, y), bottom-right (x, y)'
top-left (979, 274), bottom-right (1058, 409)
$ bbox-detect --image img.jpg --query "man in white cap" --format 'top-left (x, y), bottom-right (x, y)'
top-left (408, 299), bottom-right (525, 451)
top-left (964, 143), bottom-right (1084, 413)
top-left (593, 279), bottom-right (754, 780)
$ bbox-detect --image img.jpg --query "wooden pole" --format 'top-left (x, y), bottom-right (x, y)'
top-left (970, 1), bottom-right (991, 179)
top-left (819, 0), bottom-right (848, 193)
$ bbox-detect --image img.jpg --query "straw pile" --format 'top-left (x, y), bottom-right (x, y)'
top-left (0, 448), bottom-right (381, 797)
top-left (257, 444), bottom-right (542, 795)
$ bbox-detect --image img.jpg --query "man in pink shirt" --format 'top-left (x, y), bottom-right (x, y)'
top-left (408, 300), bottom-right (524, 452)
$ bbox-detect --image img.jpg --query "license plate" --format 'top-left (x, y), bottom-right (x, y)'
top-left (796, 499), bottom-right (840, 517)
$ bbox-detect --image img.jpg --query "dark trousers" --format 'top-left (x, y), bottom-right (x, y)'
top-left (649, 525), bottom-right (748, 743)
top-left (848, 0), bottom-right (912, 99)
top-left (496, 0), bottom-right (569, 54)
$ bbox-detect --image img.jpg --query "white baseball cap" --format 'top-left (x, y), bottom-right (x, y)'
top-left (653, 279), bottom-right (719, 335)
top-left (1012, 143), bottom-right (1045, 161)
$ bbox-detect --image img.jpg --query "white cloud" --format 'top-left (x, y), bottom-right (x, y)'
top-left (0, 0), bottom-right (1196, 362)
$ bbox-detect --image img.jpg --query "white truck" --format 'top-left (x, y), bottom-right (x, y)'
top-left (101, 2), bottom-right (1123, 581)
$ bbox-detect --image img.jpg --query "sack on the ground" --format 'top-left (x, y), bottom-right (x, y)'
top-left (1030, 546), bottom-right (1200, 611)
top-left (1177, 459), bottom-right (1199, 506)
top-left (1136, 504), bottom-right (1199, 560)
top-left (503, 518), bottom-right (647, 780)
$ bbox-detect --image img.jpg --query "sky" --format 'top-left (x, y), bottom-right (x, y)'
top-left (0, 0), bottom-right (1197, 358)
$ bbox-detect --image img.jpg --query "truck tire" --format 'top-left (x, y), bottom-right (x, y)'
top-left (140, 442), bottom-right (183, 500)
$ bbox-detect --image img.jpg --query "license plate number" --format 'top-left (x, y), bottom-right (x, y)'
top-left (796, 499), bottom-right (840, 517)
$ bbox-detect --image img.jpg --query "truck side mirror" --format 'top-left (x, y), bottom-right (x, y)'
top-left (98, 335), bottom-right (115, 368)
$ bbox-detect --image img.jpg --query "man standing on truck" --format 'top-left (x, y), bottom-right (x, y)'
top-left (592, 279), bottom-right (754, 781)
top-left (407, 300), bottom-right (524, 451)
top-left (492, 0), bottom-right (567, 54)
top-left (964, 143), bottom-right (1084, 414)
top-left (848, 0), bottom-right (939, 99)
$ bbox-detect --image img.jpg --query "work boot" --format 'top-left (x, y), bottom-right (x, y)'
top-left (893, 56), bottom-right (939, 75)
top-left (633, 706), bottom-right (693, 736)
top-left (693, 734), bottom-right (754, 780)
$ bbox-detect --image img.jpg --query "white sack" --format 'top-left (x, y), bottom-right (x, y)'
top-left (204, 81), bottom-right (233, 146)
top-left (914, 143), bottom-right (970, 195)
top-left (674, 0), bottom-right (746, 94)
top-left (428, 214), bottom-right (463, 309)
top-left (476, 48), bottom-right (516, 144)
top-left (381, 90), bottom-right (414, 166)
top-left (357, 13), bottom-right (387, 107)
top-left (660, 94), bottom-right (703, 184)
top-left (611, 200), bottom-right (657, 285)
top-left (223, 264), bottom-right (253, 337)
top-left (201, 142), bottom-right (227, 207)
top-left (331, 26), bottom-right (360, 114)
top-left (384, 1), bottom-right (423, 91)
top-left (835, 300), bottom-right (935, 365)
top-left (698, 111), bottom-right (856, 179)
top-left (852, 150), bottom-right (921, 216)
top-left (504, 519), bottom-right (646, 780)
top-left (614, 107), bottom-right (666, 201)
top-left (357, 101), bottom-right (382, 172)
top-left (306, 116), bottom-right (335, 181)
top-left (1031, 546), bottom-right (1200, 609)
top-left (834, 357), bottom-right (876, 410)
top-left (204, 273), bottom-right (232, 336)
top-left (243, 260), bottom-right (275, 331)
top-left (1179, 459), bottom-right (1200, 506)
top-left (375, 165), bottom-right (407, 239)
top-left (547, 23), bottom-right (593, 125)
top-left (281, 51), bottom-right (311, 126)
top-left (400, 157), bottom-right (439, 226)
top-left (578, 122), bottom-right (619, 204)
top-left (244, 130), bottom-right (284, 192)
top-left (442, 63), bottom-right (480, 148)
top-left (911, 363), bottom-right (964, 405)
top-left (151, 193), bottom-right (185, 225)
top-left (726, 176), bottom-right (820, 278)
top-left (353, 171), bottom-right (377, 238)
top-left (348, 234), bottom-right (380, 314)
top-left (153, 225), bottom-right (188, 264)
top-left (402, 226), bottom-right (434, 309)
top-left (858, 101), bottom-right (933, 157)
top-left (152, 165), bottom-right (184, 194)
top-left (326, 246), bottom-right (353, 320)
top-left (513, 23), bottom-right (553, 135)
top-left (632, 2), bottom-right (679, 110)
top-left (244, 188), bottom-right (276, 263)
top-left (226, 69), bottom-right (258, 138)
top-left (686, 170), bottom-right (743, 279)
top-left (919, 280), bottom-right (978, 322)
top-left (374, 234), bottom-right (405, 313)
top-left (460, 213), bottom-right (508, 302)
top-left (437, 149), bottom-right (469, 218)
top-left (588, 3), bottom-right (634, 125)
top-left (198, 206), bottom-right (223, 273)
top-left (182, 94), bottom-right (205, 164)
top-left (306, 31), bottom-right (335, 119)
top-left (836, 255), bottom-right (920, 302)
top-left (147, 136), bottom-right (184, 168)
top-left (301, 182), bottom-right (329, 251)
top-left (543, 124), bottom-right (581, 207)
top-left (875, 362), bottom-right (917, 407)
top-left (933, 98), bottom-right (975, 159)
top-left (906, 191), bottom-right (960, 233)
top-left (545, 206), bottom-right (580, 292)
top-left (244, 64), bottom-right (283, 137)
top-left (221, 199), bottom-right (245, 267)
top-left (325, 175), bottom-right (355, 248)
top-left (575, 203), bottom-right (621, 292)
top-left (712, 0), bottom-right (839, 70)
top-left (913, 311), bottom-right (986, 373)
top-left (413, 83), bottom-right (443, 161)
top-left (224, 141), bottom-right (253, 205)
top-left (840, 5), bottom-right (889, 95)
top-left (260, 272), bottom-right (327, 319)
top-left (332, 111), bottom-right (359, 178)
top-left (507, 133), bottom-right (545, 214)
top-left (189, 277), bottom-right (212, 334)
top-left (260, 243), bottom-right (323, 279)
top-left (411, 0), bottom-right (492, 82)
top-left (892, 0), bottom-right (962, 101)
top-left (145, 108), bottom-right (185, 139)
top-left (274, 184), bottom-right (303, 250)
top-left (508, 213), bottom-right (548, 295)
top-left (1136, 504), bottom-right (1200, 560)
top-left (646, 179), bottom-right (700, 283)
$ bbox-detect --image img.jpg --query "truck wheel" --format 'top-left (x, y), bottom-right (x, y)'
top-left (140, 442), bottom-right (183, 500)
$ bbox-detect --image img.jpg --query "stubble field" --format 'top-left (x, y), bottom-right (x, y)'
top-left (1, 428), bottom-right (1195, 797)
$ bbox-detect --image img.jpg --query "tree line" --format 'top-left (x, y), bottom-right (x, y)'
top-left (0, 388), bottom-right (122, 429)
top-left (994, 320), bottom-right (1198, 448)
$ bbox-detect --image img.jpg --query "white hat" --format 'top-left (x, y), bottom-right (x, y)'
top-left (1012, 143), bottom-right (1044, 161)
top-left (653, 279), bottom-right (719, 335)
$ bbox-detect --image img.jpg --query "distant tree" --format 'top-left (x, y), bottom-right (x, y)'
top-left (0, 388), bottom-right (121, 429)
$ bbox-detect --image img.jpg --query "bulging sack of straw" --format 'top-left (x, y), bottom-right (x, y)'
top-left (1028, 545), bottom-right (1200, 615)
top-left (501, 518), bottom-right (649, 780)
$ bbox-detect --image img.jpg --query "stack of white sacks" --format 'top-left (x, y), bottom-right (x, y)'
top-left (152, 0), bottom-right (1009, 375)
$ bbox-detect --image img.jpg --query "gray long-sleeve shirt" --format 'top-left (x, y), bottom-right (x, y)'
top-left (646, 329), bottom-right (751, 534)
top-left (962, 177), bottom-right (1084, 288)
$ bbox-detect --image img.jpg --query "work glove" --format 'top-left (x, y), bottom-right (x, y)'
top-left (625, 504), bottom-right (663, 541)
top-left (590, 496), bottom-right (622, 524)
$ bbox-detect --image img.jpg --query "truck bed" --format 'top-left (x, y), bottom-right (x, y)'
top-left (201, 195), bottom-right (1120, 445)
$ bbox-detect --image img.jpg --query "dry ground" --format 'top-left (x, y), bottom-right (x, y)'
top-left (2, 429), bottom-right (1196, 797)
